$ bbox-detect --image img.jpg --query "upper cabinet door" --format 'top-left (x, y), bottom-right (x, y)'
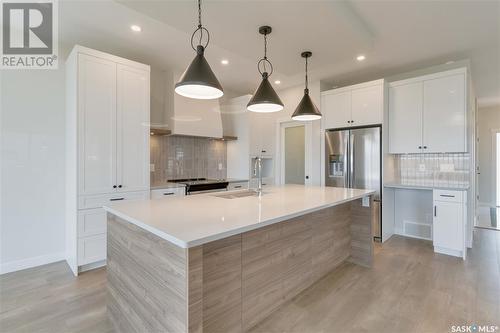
top-left (388, 82), bottom-right (423, 154)
top-left (351, 84), bottom-right (383, 127)
top-left (116, 64), bottom-right (150, 192)
top-left (321, 91), bottom-right (351, 129)
top-left (423, 74), bottom-right (466, 153)
top-left (78, 54), bottom-right (117, 195)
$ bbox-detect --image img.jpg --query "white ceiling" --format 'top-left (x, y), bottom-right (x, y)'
top-left (59, 0), bottom-right (500, 105)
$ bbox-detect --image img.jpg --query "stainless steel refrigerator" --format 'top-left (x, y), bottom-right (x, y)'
top-left (325, 126), bottom-right (382, 241)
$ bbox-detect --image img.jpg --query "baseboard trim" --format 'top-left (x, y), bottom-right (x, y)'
top-left (0, 252), bottom-right (66, 275)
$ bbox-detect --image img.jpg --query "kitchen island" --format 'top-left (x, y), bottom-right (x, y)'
top-left (103, 185), bottom-right (375, 333)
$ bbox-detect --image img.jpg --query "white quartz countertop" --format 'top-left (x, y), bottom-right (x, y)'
top-left (103, 185), bottom-right (374, 248)
top-left (384, 183), bottom-right (469, 191)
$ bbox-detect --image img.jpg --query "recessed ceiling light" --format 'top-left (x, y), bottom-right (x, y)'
top-left (274, 80), bottom-right (281, 84)
top-left (130, 25), bottom-right (142, 32)
top-left (356, 55), bottom-right (366, 61)
top-left (221, 59), bottom-right (229, 65)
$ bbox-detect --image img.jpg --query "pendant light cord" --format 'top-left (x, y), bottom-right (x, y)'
top-left (305, 56), bottom-right (309, 90)
top-left (258, 31), bottom-right (273, 76)
top-left (198, 0), bottom-right (202, 44)
top-left (190, 0), bottom-right (210, 51)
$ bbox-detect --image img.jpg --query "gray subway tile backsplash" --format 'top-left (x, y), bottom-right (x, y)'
top-left (395, 153), bottom-right (470, 188)
top-left (150, 136), bottom-right (227, 186)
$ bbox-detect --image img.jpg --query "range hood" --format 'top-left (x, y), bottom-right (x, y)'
top-left (150, 70), bottom-right (236, 140)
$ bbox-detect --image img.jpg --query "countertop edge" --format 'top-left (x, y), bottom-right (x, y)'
top-left (383, 183), bottom-right (469, 191)
top-left (103, 190), bottom-right (374, 249)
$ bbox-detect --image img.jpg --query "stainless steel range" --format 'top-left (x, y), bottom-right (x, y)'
top-left (169, 178), bottom-right (229, 195)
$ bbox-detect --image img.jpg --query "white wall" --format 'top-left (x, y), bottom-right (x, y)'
top-left (1, 54), bottom-right (67, 273)
top-left (477, 105), bottom-right (500, 206)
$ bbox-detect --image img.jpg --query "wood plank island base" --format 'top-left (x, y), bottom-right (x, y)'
top-left (103, 185), bottom-right (375, 333)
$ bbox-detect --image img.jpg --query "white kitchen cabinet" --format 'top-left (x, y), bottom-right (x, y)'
top-left (78, 234), bottom-right (107, 266)
top-left (423, 74), bottom-right (466, 153)
top-left (351, 84), bottom-right (384, 127)
top-left (116, 64), bottom-right (150, 192)
top-left (321, 90), bottom-right (351, 129)
top-left (77, 54), bottom-right (117, 195)
top-left (66, 45), bottom-right (151, 275)
top-left (388, 68), bottom-right (467, 154)
top-left (321, 80), bottom-right (384, 130)
top-left (78, 208), bottom-right (107, 237)
top-left (433, 189), bottom-right (466, 259)
top-left (388, 82), bottom-right (423, 154)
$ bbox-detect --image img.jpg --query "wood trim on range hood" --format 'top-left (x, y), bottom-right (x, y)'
top-left (150, 128), bottom-right (237, 141)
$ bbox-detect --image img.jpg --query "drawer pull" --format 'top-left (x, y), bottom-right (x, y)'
top-left (234, 185), bottom-right (242, 189)
top-left (110, 198), bottom-right (124, 201)
top-left (434, 206), bottom-right (437, 217)
top-left (439, 194), bottom-right (455, 198)
top-left (163, 192), bottom-right (174, 196)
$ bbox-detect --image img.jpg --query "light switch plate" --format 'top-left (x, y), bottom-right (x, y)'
top-left (218, 163), bottom-right (223, 170)
top-left (150, 164), bottom-right (155, 172)
top-left (362, 196), bottom-right (370, 207)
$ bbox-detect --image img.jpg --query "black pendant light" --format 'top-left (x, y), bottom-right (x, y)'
top-left (247, 26), bottom-right (284, 112)
top-left (292, 51), bottom-right (322, 121)
top-left (175, 0), bottom-right (223, 99)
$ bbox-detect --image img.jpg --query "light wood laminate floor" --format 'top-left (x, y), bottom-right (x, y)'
top-left (1, 228), bottom-right (499, 333)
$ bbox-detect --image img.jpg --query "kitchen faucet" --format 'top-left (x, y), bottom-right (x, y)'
top-left (253, 156), bottom-right (263, 195)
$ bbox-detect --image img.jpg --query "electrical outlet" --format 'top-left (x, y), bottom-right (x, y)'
top-left (150, 164), bottom-right (155, 172)
top-left (418, 164), bottom-right (426, 172)
top-left (218, 163), bottom-right (223, 170)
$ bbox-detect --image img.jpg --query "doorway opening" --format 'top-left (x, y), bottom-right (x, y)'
top-left (284, 125), bottom-right (305, 185)
top-left (277, 120), bottom-right (312, 186)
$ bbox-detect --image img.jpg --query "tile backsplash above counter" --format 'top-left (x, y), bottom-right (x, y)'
top-left (150, 135), bottom-right (227, 186)
top-left (394, 153), bottom-right (470, 189)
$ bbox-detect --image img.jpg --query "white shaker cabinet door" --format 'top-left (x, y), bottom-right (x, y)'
top-left (388, 82), bottom-right (423, 154)
top-left (433, 201), bottom-right (462, 252)
top-left (423, 74), bottom-right (466, 153)
top-left (351, 84), bottom-right (383, 127)
top-left (116, 64), bottom-right (150, 192)
top-left (78, 54), bottom-right (117, 195)
top-left (321, 91), bottom-right (351, 130)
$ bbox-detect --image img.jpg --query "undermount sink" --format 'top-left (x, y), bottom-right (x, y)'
top-left (212, 190), bottom-right (260, 199)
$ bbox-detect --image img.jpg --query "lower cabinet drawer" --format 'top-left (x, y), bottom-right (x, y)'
top-left (78, 208), bottom-right (106, 237)
top-left (151, 188), bottom-right (185, 199)
top-left (79, 191), bottom-right (150, 209)
top-left (228, 181), bottom-right (249, 191)
top-left (433, 189), bottom-right (465, 203)
top-left (78, 234), bottom-right (106, 266)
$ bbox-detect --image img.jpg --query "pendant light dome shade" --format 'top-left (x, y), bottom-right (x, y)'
top-left (247, 26), bottom-right (283, 113)
top-left (247, 72), bottom-right (284, 112)
top-left (291, 51), bottom-right (322, 121)
top-left (291, 89), bottom-right (322, 121)
top-left (175, 0), bottom-right (223, 100)
top-left (175, 45), bottom-right (223, 99)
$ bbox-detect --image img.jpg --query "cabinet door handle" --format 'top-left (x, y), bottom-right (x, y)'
top-left (440, 194), bottom-right (455, 198)
top-left (434, 206), bottom-right (437, 217)
top-left (113, 185), bottom-right (117, 188)
top-left (118, 185), bottom-right (122, 188)
top-left (110, 198), bottom-right (125, 201)
top-left (163, 192), bottom-right (174, 196)
top-left (234, 185), bottom-right (242, 189)
top-left (423, 146), bottom-right (428, 149)
top-left (418, 146), bottom-right (422, 149)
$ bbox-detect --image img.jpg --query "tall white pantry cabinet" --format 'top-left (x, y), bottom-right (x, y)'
top-left (65, 46), bottom-right (150, 275)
